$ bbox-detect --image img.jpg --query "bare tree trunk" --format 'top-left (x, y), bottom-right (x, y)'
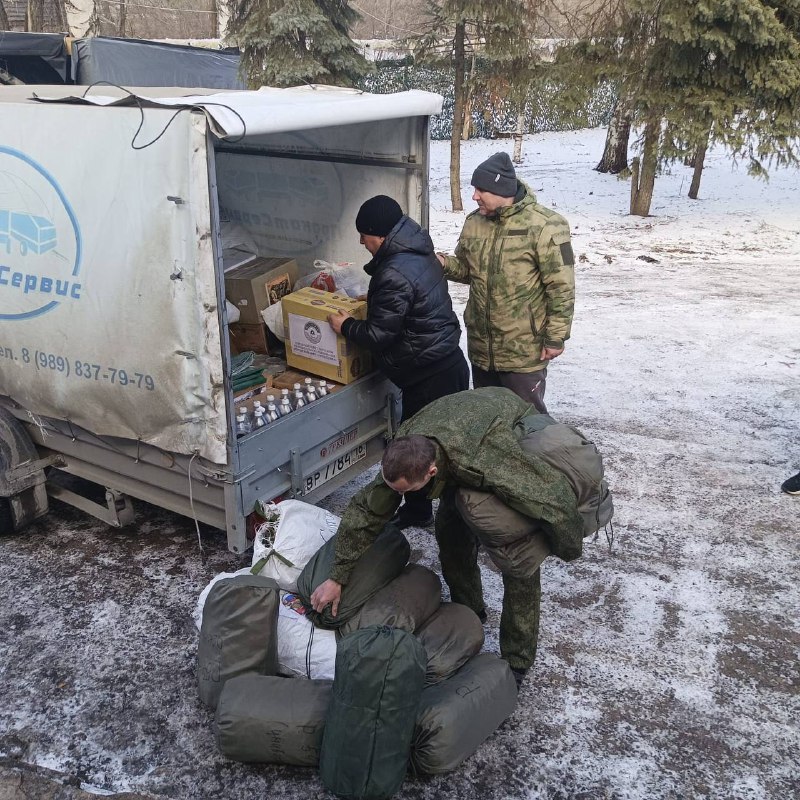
top-left (688, 129), bottom-right (710, 200)
top-left (595, 100), bottom-right (632, 174)
top-left (118, 0), bottom-right (127, 36)
top-left (449, 21), bottom-right (465, 212)
top-left (28, 0), bottom-right (45, 31)
top-left (629, 119), bottom-right (659, 216)
top-left (0, 0), bottom-right (11, 29)
top-left (512, 110), bottom-right (524, 164)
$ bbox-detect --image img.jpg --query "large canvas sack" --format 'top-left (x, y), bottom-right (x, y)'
top-left (296, 525), bottom-right (410, 630)
top-left (216, 674), bottom-right (332, 766)
top-left (277, 592), bottom-right (337, 680)
top-left (340, 564), bottom-right (442, 636)
top-left (193, 567), bottom-right (253, 630)
top-left (415, 603), bottom-right (485, 686)
top-left (320, 626), bottom-right (426, 800)
top-left (251, 500), bottom-right (340, 592)
top-left (455, 488), bottom-right (551, 579)
top-left (515, 413), bottom-right (614, 535)
top-left (197, 574), bottom-right (280, 709)
top-left (411, 653), bottom-right (518, 775)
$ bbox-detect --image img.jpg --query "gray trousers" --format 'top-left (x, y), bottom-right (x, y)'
top-left (471, 365), bottom-right (548, 414)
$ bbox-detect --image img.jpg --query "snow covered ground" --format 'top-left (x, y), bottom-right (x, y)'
top-left (0, 129), bottom-right (798, 799)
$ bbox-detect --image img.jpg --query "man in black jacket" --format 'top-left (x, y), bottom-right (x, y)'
top-left (328, 195), bottom-right (469, 528)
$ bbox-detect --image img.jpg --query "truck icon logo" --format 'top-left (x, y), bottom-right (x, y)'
top-left (0, 210), bottom-right (58, 256)
top-left (0, 147), bottom-right (82, 321)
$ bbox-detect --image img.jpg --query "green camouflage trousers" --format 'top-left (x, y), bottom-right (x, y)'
top-left (434, 486), bottom-right (542, 671)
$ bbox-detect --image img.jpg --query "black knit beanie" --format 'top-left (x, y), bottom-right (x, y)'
top-left (355, 195), bottom-right (404, 236)
top-left (471, 152), bottom-right (517, 197)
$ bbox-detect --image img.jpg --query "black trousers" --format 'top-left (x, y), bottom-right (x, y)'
top-left (399, 353), bottom-right (470, 517)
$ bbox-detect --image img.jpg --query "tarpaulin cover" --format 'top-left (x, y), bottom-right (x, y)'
top-left (0, 32), bottom-right (68, 83)
top-left (30, 84), bottom-right (444, 140)
top-left (0, 104), bottom-right (227, 463)
top-left (72, 37), bottom-right (244, 90)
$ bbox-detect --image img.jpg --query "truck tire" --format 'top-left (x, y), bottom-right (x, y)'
top-left (0, 497), bottom-right (12, 536)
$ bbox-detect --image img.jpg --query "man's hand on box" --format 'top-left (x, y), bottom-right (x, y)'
top-left (310, 578), bottom-right (342, 616)
top-left (328, 310), bottom-right (352, 334)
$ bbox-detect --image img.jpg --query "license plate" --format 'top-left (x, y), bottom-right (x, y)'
top-left (300, 443), bottom-right (367, 495)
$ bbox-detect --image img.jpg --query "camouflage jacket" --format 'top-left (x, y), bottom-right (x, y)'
top-left (442, 181), bottom-right (575, 373)
top-left (329, 387), bottom-right (584, 586)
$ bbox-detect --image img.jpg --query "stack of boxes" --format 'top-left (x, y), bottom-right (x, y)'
top-left (225, 261), bottom-right (373, 389)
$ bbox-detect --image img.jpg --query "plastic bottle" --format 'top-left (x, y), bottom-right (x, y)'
top-left (265, 394), bottom-right (276, 408)
top-left (317, 380), bottom-right (328, 397)
top-left (293, 390), bottom-right (306, 410)
top-left (235, 406), bottom-right (252, 437)
top-left (253, 400), bottom-right (264, 414)
top-left (303, 377), bottom-right (314, 399)
top-left (279, 396), bottom-right (293, 417)
top-left (305, 385), bottom-right (318, 404)
top-left (275, 388), bottom-right (291, 416)
top-left (266, 403), bottom-right (280, 423)
top-left (253, 408), bottom-right (268, 429)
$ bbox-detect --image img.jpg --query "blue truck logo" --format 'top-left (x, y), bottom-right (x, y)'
top-left (0, 209), bottom-right (58, 256)
top-left (0, 147), bottom-right (81, 321)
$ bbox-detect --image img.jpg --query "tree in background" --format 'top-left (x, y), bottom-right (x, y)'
top-left (227, 0), bottom-right (373, 88)
top-left (411, 0), bottom-right (538, 211)
top-left (562, 0), bottom-right (800, 215)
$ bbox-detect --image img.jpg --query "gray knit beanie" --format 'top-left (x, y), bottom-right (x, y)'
top-left (471, 152), bottom-right (517, 197)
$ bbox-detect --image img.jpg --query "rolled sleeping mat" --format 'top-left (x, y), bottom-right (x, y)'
top-left (455, 487), bottom-right (551, 579)
top-left (296, 524), bottom-right (410, 629)
top-left (415, 602), bottom-right (485, 686)
top-left (411, 653), bottom-right (518, 775)
top-left (340, 564), bottom-right (442, 636)
top-left (197, 574), bottom-right (280, 709)
top-left (215, 674), bottom-right (332, 766)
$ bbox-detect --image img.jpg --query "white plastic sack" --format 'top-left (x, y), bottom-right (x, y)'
top-left (277, 592), bottom-right (337, 680)
top-left (192, 567), bottom-right (254, 630)
top-left (261, 301), bottom-right (285, 341)
top-left (320, 260), bottom-right (369, 299)
top-left (251, 499), bottom-right (340, 592)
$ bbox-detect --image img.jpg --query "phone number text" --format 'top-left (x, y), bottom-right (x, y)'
top-left (0, 346), bottom-right (156, 391)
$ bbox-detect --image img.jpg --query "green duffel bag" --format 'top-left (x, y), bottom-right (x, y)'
top-left (320, 626), bottom-right (426, 799)
top-left (296, 524), bottom-right (410, 630)
top-left (197, 574), bottom-right (280, 709)
top-left (415, 603), bottom-right (485, 686)
top-left (411, 653), bottom-right (518, 775)
top-left (215, 674), bottom-right (332, 766)
top-left (455, 487), bottom-right (551, 579)
top-left (340, 564), bottom-right (442, 636)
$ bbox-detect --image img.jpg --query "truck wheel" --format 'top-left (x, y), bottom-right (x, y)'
top-left (0, 497), bottom-right (12, 536)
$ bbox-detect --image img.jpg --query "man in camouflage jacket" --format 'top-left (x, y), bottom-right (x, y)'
top-left (310, 388), bottom-right (584, 680)
top-left (438, 152), bottom-right (575, 413)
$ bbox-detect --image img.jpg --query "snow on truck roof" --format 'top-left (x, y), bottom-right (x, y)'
top-left (0, 84), bottom-right (444, 140)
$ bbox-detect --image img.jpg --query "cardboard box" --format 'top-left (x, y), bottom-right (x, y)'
top-left (225, 256), bottom-right (298, 324)
top-left (229, 322), bottom-right (283, 356)
top-left (281, 287), bottom-right (373, 385)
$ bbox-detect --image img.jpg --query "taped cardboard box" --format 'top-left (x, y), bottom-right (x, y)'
top-left (225, 257), bottom-right (298, 325)
top-left (282, 288), bottom-right (373, 385)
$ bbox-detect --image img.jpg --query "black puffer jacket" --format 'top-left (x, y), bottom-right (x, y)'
top-left (341, 216), bottom-right (463, 388)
